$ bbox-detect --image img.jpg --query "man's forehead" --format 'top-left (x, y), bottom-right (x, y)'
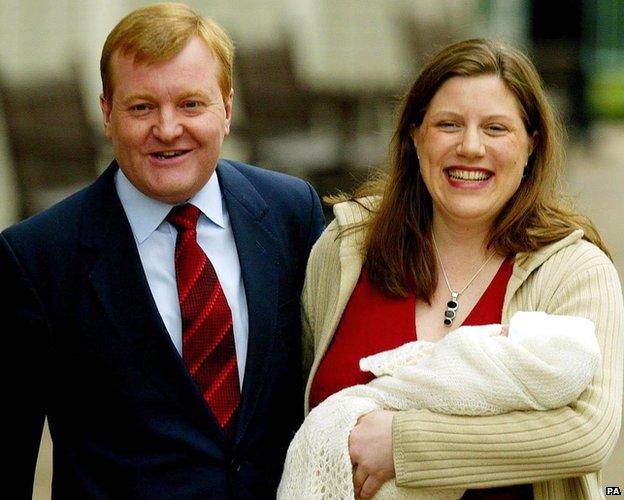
top-left (112, 36), bottom-right (216, 68)
top-left (108, 50), bottom-right (223, 99)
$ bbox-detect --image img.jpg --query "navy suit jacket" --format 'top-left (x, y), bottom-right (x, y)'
top-left (1, 159), bottom-right (324, 499)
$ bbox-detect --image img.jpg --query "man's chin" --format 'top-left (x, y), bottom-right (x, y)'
top-left (146, 172), bottom-right (210, 205)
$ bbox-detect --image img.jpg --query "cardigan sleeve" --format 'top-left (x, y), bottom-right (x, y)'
top-left (392, 244), bottom-right (623, 489)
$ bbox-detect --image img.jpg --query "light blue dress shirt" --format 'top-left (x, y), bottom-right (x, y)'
top-left (115, 170), bottom-right (248, 386)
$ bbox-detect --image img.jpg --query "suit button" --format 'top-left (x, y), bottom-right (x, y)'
top-left (230, 458), bottom-right (241, 472)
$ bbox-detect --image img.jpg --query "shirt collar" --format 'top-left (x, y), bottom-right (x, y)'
top-left (115, 169), bottom-right (225, 244)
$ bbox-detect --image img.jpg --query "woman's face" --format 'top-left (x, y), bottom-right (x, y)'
top-left (413, 74), bottom-right (534, 230)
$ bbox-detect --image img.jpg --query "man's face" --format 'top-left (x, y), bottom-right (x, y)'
top-left (100, 36), bottom-right (232, 204)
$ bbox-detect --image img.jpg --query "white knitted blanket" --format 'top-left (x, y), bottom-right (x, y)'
top-left (278, 312), bottom-right (600, 499)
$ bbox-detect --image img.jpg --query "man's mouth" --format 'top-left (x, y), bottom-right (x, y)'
top-left (151, 150), bottom-right (189, 160)
top-left (445, 168), bottom-right (492, 182)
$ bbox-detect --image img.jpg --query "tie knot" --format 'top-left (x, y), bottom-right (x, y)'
top-left (166, 203), bottom-right (201, 232)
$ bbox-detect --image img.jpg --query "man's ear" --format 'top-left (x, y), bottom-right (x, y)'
top-left (223, 88), bottom-right (234, 136)
top-left (99, 93), bottom-right (113, 140)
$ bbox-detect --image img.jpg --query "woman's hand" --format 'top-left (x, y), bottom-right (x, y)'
top-left (349, 409), bottom-right (396, 498)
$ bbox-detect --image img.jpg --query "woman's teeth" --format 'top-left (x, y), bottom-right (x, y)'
top-left (447, 169), bottom-right (491, 181)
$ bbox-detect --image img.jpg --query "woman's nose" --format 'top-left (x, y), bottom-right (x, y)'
top-left (456, 127), bottom-right (485, 157)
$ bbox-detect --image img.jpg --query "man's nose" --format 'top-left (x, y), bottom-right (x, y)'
top-left (456, 126), bottom-right (485, 157)
top-left (152, 109), bottom-right (183, 142)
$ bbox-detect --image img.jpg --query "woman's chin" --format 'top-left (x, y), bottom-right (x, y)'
top-left (438, 203), bottom-right (500, 228)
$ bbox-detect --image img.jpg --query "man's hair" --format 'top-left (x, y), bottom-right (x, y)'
top-left (100, 2), bottom-right (234, 102)
top-left (332, 38), bottom-right (609, 300)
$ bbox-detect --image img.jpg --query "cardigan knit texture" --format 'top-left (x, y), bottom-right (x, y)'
top-left (300, 198), bottom-right (623, 500)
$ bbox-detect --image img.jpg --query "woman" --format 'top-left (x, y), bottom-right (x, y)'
top-left (297, 39), bottom-right (623, 498)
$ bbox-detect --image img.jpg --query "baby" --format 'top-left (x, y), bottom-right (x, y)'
top-left (278, 312), bottom-right (601, 500)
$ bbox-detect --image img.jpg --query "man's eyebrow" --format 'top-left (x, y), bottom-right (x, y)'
top-left (118, 89), bottom-right (215, 105)
top-left (120, 93), bottom-right (155, 105)
top-left (176, 89), bottom-right (213, 100)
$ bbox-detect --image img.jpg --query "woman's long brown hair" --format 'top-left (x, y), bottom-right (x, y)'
top-left (329, 38), bottom-right (609, 302)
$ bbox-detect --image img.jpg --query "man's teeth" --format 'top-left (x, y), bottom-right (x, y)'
top-left (447, 169), bottom-right (491, 181)
top-left (155, 151), bottom-right (185, 159)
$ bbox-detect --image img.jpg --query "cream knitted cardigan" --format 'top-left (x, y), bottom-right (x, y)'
top-left (300, 198), bottom-right (624, 500)
top-left (280, 312), bottom-right (600, 499)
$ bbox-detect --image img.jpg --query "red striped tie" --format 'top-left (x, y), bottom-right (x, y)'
top-left (167, 203), bottom-right (240, 437)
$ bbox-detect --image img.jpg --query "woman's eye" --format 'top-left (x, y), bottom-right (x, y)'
top-left (438, 121), bottom-right (459, 130)
top-left (486, 124), bottom-right (507, 133)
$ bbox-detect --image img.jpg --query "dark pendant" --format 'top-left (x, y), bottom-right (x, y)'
top-left (443, 292), bottom-right (459, 326)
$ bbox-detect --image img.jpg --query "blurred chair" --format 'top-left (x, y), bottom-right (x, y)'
top-left (0, 99), bottom-right (20, 228)
top-left (235, 41), bottom-right (344, 177)
top-left (396, 11), bottom-right (461, 76)
top-left (235, 40), bottom-right (391, 219)
top-left (0, 71), bottom-right (99, 218)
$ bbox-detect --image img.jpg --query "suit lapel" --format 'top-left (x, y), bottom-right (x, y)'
top-left (217, 161), bottom-right (280, 443)
top-left (80, 164), bottom-right (227, 446)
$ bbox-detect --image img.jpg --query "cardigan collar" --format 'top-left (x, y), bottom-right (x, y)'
top-left (332, 196), bottom-right (585, 278)
top-left (331, 196), bottom-right (586, 321)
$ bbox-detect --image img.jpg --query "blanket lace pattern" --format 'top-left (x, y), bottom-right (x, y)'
top-left (277, 312), bottom-right (600, 499)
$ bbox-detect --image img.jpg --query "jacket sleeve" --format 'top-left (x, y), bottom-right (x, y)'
top-left (1, 233), bottom-right (48, 497)
top-left (303, 181), bottom-right (325, 255)
top-left (392, 245), bottom-right (623, 489)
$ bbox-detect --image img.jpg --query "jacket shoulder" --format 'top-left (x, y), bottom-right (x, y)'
top-left (517, 232), bottom-right (613, 280)
top-left (1, 186), bottom-right (91, 252)
top-left (221, 159), bottom-right (314, 196)
top-left (507, 234), bottom-right (618, 316)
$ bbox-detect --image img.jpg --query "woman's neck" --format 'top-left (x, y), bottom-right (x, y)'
top-left (431, 217), bottom-right (492, 260)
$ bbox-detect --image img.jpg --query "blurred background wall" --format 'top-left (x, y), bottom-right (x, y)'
top-left (0, 0), bottom-right (622, 497)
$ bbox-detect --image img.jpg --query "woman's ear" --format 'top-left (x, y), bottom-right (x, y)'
top-left (409, 126), bottom-right (420, 161)
top-left (528, 131), bottom-right (538, 157)
top-left (410, 124), bottom-right (422, 161)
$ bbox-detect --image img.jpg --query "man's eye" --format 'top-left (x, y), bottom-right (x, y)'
top-left (182, 101), bottom-right (202, 109)
top-left (130, 103), bottom-right (151, 112)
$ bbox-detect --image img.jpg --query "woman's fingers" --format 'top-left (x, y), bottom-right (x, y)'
top-left (352, 464), bottom-right (367, 498)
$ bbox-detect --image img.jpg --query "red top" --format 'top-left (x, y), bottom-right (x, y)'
top-left (308, 257), bottom-right (529, 499)
top-left (309, 257), bottom-right (514, 409)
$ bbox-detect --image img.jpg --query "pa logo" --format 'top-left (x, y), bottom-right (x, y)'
top-left (606, 486), bottom-right (622, 495)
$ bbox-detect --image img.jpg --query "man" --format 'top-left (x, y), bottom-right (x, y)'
top-left (2, 3), bottom-right (324, 498)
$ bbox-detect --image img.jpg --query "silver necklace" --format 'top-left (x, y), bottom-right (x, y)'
top-left (432, 234), bottom-right (496, 326)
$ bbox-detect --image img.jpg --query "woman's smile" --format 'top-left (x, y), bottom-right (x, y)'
top-left (444, 166), bottom-right (493, 188)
